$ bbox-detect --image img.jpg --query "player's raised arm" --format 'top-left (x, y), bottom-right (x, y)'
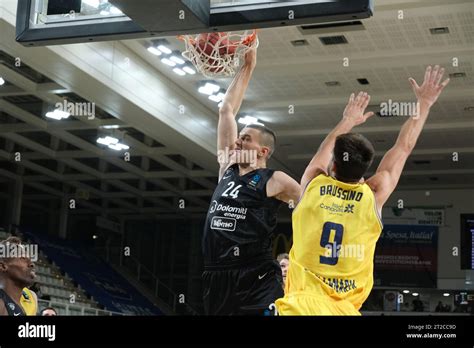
top-left (267, 171), bottom-right (302, 205)
top-left (300, 92), bottom-right (374, 191)
top-left (217, 47), bottom-right (257, 176)
top-left (367, 66), bottom-right (450, 209)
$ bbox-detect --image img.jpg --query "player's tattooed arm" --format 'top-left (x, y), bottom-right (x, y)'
top-left (217, 47), bottom-right (257, 170)
top-left (267, 171), bottom-right (302, 204)
top-left (301, 92), bottom-right (374, 190)
top-left (367, 66), bottom-right (450, 210)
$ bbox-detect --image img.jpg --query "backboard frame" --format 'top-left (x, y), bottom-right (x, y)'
top-left (16, 0), bottom-right (374, 46)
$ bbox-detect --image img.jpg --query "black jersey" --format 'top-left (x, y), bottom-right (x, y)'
top-left (203, 164), bottom-right (283, 268)
top-left (0, 289), bottom-right (25, 316)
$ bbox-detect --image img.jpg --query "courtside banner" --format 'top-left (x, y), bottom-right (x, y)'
top-left (0, 316), bottom-right (472, 345)
top-left (374, 225), bottom-right (438, 288)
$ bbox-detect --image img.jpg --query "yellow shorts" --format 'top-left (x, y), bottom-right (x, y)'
top-left (275, 292), bottom-right (360, 316)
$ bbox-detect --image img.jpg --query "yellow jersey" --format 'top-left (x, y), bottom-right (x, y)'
top-left (20, 288), bottom-right (37, 316)
top-left (276, 174), bottom-right (383, 315)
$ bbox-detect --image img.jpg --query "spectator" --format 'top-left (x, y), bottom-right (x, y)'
top-left (435, 301), bottom-right (444, 312)
top-left (40, 307), bottom-right (57, 316)
top-left (277, 253), bottom-right (289, 289)
top-left (412, 299), bottom-right (424, 312)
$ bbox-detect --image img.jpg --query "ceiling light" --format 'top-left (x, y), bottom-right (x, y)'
top-left (170, 54), bottom-right (185, 65)
top-left (158, 45), bottom-right (172, 55)
top-left (402, 290), bottom-right (410, 294)
top-left (92, 235), bottom-right (98, 239)
top-left (182, 66), bottom-right (196, 75)
top-left (0, 77), bottom-right (5, 86)
top-left (238, 115), bottom-right (264, 126)
top-left (198, 82), bottom-right (220, 95)
top-left (161, 58), bottom-right (176, 67)
top-left (101, 125), bottom-right (120, 129)
top-left (209, 91), bottom-right (226, 103)
top-left (108, 143), bottom-right (129, 151)
top-left (443, 293), bottom-right (450, 297)
top-left (412, 293), bottom-right (419, 296)
top-left (45, 109), bottom-right (70, 120)
top-left (147, 46), bottom-right (162, 56)
top-left (173, 68), bottom-right (186, 76)
top-left (97, 136), bottom-right (119, 146)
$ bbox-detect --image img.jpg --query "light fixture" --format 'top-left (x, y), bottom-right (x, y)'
top-left (170, 52), bottom-right (185, 65)
top-left (147, 46), bottom-right (162, 56)
top-left (198, 82), bottom-right (220, 95)
top-left (182, 65), bottom-right (196, 75)
top-left (108, 143), bottom-right (130, 151)
top-left (443, 293), bottom-right (450, 297)
top-left (238, 115), bottom-right (264, 126)
top-left (0, 77), bottom-right (5, 86)
top-left (209, 90), bottom-right (226, 103)
top-left (158, 45), bottom-right (172, 55)
top-left (45, 109), bottom-right (70, 120)
top-left (402, 290), bottom-right (410, 294)
top-left (92, 235), bottom-right (98, 239)
top-left (97, 136), bottom-right (129, 151)
top-left (173, 68), bottom-right (186, 76)
top-left (97, 136), bottom-right (119, 146)
top-left (161, 58), bottom-right (176, 67)
top-left (101, 125), bottom-right (120, 129)
top-left (412, 293), bottom-right (419, 296)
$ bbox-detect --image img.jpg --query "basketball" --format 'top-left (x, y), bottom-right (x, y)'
top-left (195, 33), bottom-right (238, 73)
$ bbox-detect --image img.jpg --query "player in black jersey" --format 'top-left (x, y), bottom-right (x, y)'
top-left (0, 237), bottom-right (35, 316)
top-left (202, 45), bottom-right (302, 315)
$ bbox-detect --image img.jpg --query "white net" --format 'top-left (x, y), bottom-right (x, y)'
top-left (180, 30), bottom-right (258, 78)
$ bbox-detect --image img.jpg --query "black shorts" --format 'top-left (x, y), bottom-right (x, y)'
top-left (202, 259), bottom-right (284, 315)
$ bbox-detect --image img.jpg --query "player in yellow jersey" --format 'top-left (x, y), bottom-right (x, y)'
top-left (276, 66), bottom-right (450, 315)
top-left (21, 286), bottom-right (38, 315)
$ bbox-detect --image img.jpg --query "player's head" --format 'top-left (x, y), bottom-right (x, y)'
top-left (235, 124), bottom-right (276, 164)
top-left (330, 133), bottom-right (375, 182)
top-left (0, 237), bottom-right (36, 288)
top-left (41, 307), bottom-right (57, 316)
top-left (277, 253), bottom-right (289, 280)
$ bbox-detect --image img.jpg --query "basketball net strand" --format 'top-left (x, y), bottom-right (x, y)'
top-left (179, 30), bottom-right (259, 78)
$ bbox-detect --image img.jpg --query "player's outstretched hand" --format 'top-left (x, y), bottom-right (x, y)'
top-left (342, 91), bottom-right (375, 127)
top-left (409, 65), bottom-right (450, 107)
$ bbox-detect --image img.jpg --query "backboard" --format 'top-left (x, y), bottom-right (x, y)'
top-left (16, 0), bottom-right (373, 46)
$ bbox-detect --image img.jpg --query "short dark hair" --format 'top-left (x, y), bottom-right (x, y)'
top-left (245, 124), bottom-right (276, 159)
top-left (333, 133), bottom-right (375, 182)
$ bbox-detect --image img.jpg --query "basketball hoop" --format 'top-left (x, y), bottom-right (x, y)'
top-left (178, 30), bottom-right (258, 78)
